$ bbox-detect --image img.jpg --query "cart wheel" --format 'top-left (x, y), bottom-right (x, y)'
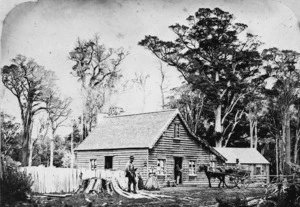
top-left (225, 174), bottom-right (238, 188)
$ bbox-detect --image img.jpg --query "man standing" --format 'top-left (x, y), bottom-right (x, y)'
top-left (175, 163), bottom-right (182, 185)
top-left (125, 155), bottom-right (137, 193)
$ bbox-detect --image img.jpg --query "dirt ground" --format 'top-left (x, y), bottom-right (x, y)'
top-left (28, 186), bottom-right (266, 207)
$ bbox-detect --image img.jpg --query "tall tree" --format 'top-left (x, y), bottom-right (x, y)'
top-left (262, 48), bottom-right (300, 173)
top-left (1, 55), bottom-right (56, 166)
top-left (139, 8), bottom-right (262, 147)
top-left (69, 35), bottom-right (127, 139)
top-left (42, 88), bottom-right (71, 167)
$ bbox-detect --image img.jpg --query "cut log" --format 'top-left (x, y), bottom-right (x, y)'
top-left (105, 180), bottom-right (113, 195)
top-left (76, 179), bottom-right (89, 194)
top-left (75, 174), bottom-right (173, 200)
top-left (91, 178), bottom-right (102, 194)
top-left (246, 198), bottom-right (261, 206)
top-left (44, 194), bottom-right (72, 198)
top-left (138, 191), bottom-right (172, 198)
top-left (84, 178), bottom-right (96, 194)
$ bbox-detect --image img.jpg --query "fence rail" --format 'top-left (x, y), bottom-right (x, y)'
top-left (20, 167), bottom-right (125, 193)
top-left (269, 174), bottom-right (300, 183)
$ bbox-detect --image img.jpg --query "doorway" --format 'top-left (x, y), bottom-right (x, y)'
top-left (104, 156), bottom-right (113, 169)
top-left (174, 157), bottom-right (183, 184)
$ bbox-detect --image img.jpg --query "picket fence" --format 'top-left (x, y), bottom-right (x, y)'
top-left (19, 167), bottom-right (126, 193)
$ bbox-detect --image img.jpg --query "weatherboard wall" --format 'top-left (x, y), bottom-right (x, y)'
top-left (75, 148), bottom-right (149, 179)
top-left (148, 116), bottom-right (224, 186)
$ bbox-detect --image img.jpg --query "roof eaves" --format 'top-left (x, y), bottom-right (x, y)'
top-left (74, 147), bottom-right (150, 151)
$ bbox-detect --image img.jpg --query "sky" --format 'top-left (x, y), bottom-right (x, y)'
top-left (1, 0), bottom-right (300, 135)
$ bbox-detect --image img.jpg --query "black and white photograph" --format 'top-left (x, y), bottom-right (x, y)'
top-left (1, 0), bottom-right (300, 206)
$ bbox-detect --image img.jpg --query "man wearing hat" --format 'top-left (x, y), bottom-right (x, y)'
top-left (125, 155), bottom-right (137, 193)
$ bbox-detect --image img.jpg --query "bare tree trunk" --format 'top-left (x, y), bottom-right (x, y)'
top-left (21, 117), bottom-right (33, 166)
top-left (276, 135), bottom-right (279, 176)
top-left (294, 132), bottom-right (300, 164)
top-left (81, 86), bottom-right (85, 142)
top-left (71, 132), bottom-right (74, 169)
top-left (21, 134), bottom-right (30, 166)
top-left (254, 120), bottom-right (258, 149)
top-left (158, 61), bottom-right (166, 109)
top-left (295, 107), bottom-right (300, 164)
top-left (281, 113), bottom-right (287, 174)
top-left (28, 121), bottom-right (35, 167)
top-left (286, 114), bottom-right (291, 173)
top-left (50, 131), bottom-right (55, 167)
top-left (249, 119), bottom-right (254, 148)
top-left (214, 70), bottom-right (223, 147)
top-left (160, 85), bottom-right (165, 109)
top-left (279, 139), bottom-right (283, 174)
top-left (28, 138), bottom-right (33, 167)
top-left (215, 105), bottom-right (222, 147)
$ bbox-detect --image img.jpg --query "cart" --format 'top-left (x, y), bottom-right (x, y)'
top-left (222, 168), bottom-right (252, 189)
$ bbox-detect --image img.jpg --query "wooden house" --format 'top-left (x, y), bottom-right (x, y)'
top-left (214, 147), bottom-right (270, 182)
top-left (75, 109), bottom-right (226, 186)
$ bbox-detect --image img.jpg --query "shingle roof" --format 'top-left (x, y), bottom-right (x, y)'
top-left (75, 109), bottom-right (179, 151)
top-left (75, 109), bottom-right (225, 161)
top-left (214, 147), bottom-right (270, 164)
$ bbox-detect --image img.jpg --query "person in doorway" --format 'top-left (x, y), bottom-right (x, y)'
top-left (125, 155), bottom-right (137, 193)
top-left (175, 163), bottom-right (182, 185)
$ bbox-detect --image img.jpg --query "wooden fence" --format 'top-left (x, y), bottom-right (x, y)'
top-left (20, 167), bottom-right (126, 193)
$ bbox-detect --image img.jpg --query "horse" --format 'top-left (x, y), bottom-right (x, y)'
top-left (198, 164), bottom-right (226, 188)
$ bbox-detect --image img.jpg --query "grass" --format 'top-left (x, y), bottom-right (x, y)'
top-left (25, 186), bottom-right (266, 207)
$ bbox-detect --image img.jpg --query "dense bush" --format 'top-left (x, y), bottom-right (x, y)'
top-left (1, 157), bottom-right (33, 205)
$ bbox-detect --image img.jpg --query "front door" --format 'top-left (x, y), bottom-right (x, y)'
top-left (174, 157), bottom-right (183, 184)
top-left (104, 156), bottom-right (113, 169)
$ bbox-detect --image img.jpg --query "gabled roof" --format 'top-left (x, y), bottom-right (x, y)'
top-left (76, 109), bottom-right (178, 150)
top-left (75, 109), bottom-right (225, 161)
top-left (214, 147), bottom-right (270, 164)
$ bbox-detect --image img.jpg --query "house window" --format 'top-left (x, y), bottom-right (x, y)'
top-left (256, 166), bottom-right (261, 175)
top-left (157, 159), bottom-right (165, 175)
top-left (105, 156), bottom-right (113, 169)
top-left (174, 123), bottom-right (180, 138)
top-left (90, 159), bottom-right (97, 170)
top-left (189, 161), bottom-right (196, 175)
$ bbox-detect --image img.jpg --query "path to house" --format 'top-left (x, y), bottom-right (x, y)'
top-left (31, 186), bottom-right (266, 207)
